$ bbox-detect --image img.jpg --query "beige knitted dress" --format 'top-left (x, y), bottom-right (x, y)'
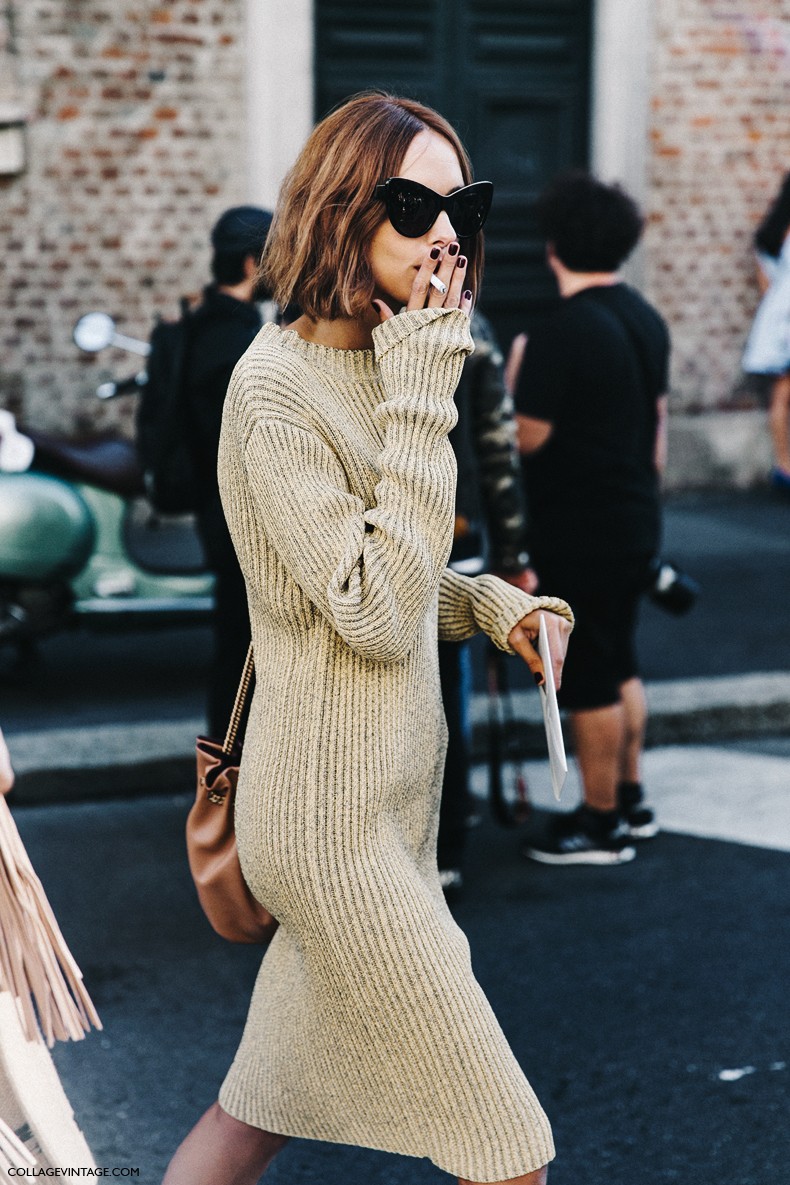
top-left (216, 307), bottom-right (572, 1182)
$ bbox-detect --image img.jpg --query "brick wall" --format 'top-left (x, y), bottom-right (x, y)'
top-left (5, 2), bottom-right (790, 439)
top-left (0, 0), bottom-right (248, 436)
top-left (646, 0), bottom-right (790, 412)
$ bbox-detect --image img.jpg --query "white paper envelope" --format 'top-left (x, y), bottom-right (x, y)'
top-left (538, 614), bottom-right (567, 801)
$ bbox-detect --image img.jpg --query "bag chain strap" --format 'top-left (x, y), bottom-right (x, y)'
top-left (223, 643), bottom-right (255, 754)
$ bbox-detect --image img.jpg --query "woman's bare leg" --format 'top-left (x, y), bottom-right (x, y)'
top-left (459, 1167), bottom-right (548, 1185)
top-left (619, 676), bottom-right (647, 785)
top-left (162, 1101), bottom-right (288, 1185)
top-left (769, 373), bottom-right (790, 474)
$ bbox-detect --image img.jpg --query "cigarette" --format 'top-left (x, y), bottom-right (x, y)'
top-left (430, 274), bottom-right (447, 295)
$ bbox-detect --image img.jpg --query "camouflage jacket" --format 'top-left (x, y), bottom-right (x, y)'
top-left (447, 310), bottom-right (529, 575)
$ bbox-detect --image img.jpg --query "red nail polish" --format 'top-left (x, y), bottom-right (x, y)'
top-left (448, 243), bottom-right (459, 256)
top-left (463, 289), bottom-right (473, 301)
top-left (458, 256), bottom-right (467, 268)
top-left (534, 672), bottom-right (544, 686)
top-left (430, 247), bottom-right (441, 259)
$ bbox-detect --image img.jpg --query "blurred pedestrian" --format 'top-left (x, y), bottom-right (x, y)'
top-left (742, 171), bottom-right (790, 493)
top-left (163, 92), bottom-right (574, 1185)
top-left (438, 308), bottom-right (534, 900)
top-left (514, 171), bottom-right (669, 866)
top-left (184, 206), bottom-right (273, 737)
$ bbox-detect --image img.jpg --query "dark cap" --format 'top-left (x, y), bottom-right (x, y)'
top-left (210, 206), bottom-right (273, 255)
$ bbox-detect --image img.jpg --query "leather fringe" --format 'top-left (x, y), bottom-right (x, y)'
top-left (0, 797), bottom-right (102, 1048)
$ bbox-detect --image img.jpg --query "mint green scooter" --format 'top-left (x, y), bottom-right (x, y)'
top-left (0, 314), bottom-right (213, 646)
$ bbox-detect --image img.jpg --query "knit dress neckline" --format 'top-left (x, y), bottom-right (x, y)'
top-left (264, 322), bottom-right (377, 379)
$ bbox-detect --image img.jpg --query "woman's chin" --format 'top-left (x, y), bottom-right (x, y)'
top-left (374, 286), bottom-right (410, 312)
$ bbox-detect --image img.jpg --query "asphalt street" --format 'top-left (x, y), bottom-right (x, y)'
top-left (14, 744), bottom-right (790, 1185)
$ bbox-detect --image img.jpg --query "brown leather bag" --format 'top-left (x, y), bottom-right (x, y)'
top-left (187, 645), bottom-right (278, 944)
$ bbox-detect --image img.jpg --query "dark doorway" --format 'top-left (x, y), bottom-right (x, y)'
top-left (314, 0), bottom-right (592, 347)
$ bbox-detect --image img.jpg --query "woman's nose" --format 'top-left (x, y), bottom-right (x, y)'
top-left (430, 209), bottom-right (458, 244)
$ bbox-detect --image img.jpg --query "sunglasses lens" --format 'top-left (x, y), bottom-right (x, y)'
top-left (386, 182), bottom-right (437, 237)
top-left (449, 185), bottom-right (493, 236)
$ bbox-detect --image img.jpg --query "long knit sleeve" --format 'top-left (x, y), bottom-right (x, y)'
top-left (438, 567), bottom-right (574, 652)
top-left (228, 308), bottom-right (473, 662)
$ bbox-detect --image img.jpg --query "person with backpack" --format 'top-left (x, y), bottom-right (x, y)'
top-left (138, 206), bottom-right (272, 737)
top-left (514, 171), bottom-right (670, 867)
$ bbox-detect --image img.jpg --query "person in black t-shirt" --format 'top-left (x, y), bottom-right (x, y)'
top-left (184, 206), bottom-right (272, 737)
top-left (514, 171), bottom-right (670, 866)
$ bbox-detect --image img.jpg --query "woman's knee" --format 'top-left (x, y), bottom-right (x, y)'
top-left (212, 1102), bottom-right (289, 1157)
top-left (459, 1165), bottom-right (548, 1185)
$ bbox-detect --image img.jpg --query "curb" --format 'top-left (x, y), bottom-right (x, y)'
top-left (6, 671), bottom-right (790, 806)
top-left (470, 670), bottom-right (790, 753)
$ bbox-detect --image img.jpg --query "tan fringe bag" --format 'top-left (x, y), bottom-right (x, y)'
top-left (0, 787), bottom-right (101, 1047)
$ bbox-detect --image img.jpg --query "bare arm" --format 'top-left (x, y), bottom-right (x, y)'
top-left (654, 394), bottom-right (669, 475)
top-left (516, 412), bottom-right (553, 455)
top-left (504, 332), bottom-right (528, 396)
top-left (756, 258), bottom-right (771, 297)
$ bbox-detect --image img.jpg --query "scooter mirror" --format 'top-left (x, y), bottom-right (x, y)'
top-left (73, 312), bottom-right (117, 353)
top-left (73, 312), bottom-right (151, 357)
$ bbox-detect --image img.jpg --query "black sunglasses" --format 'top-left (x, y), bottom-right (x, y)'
top-left (373, 177), bottom-right (494, 239)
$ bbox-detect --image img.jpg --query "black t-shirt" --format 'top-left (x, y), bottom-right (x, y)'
top-left (514, 283), bottom-right (670, 560)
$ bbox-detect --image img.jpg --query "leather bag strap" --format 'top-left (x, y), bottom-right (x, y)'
top-left (223, 643), bottom-right (254, 754)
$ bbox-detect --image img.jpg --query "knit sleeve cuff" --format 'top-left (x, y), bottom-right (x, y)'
top-left (372, 307), bottom-right (474, 361)
top-left (474, 578), bottom-right (575, 653)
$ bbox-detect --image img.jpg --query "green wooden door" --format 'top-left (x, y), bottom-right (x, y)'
top-left (315, 0), bottom-right (592, 346)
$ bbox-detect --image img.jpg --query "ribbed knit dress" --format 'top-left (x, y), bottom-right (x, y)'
top-left (216, 306), bottom-right (573, 1182)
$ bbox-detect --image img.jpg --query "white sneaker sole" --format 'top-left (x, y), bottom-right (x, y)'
top-left (525, 845), bottom-right (637, 867)
top-left (625, 821), bottom-right (659, 840)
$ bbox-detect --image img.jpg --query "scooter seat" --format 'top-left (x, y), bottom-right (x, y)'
top-left (28, 432), bottom-right (145, 499)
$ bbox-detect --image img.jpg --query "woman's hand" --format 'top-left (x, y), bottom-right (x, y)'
top-left (373, 245), bottom-right (474, 322)
top-left (507, 610), bottom-right (571, 690)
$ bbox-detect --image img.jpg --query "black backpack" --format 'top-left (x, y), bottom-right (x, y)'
top-left (136, 299), bottom-right (201, 515)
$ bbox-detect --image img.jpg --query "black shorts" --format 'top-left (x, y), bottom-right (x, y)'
top-left (532, 553), bottom-right (652, 712)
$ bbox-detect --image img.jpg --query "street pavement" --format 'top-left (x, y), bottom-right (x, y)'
top-left (15, 742), bottom-right (790, 1185)
top-left (2, 487), bottom-right (790, 1182)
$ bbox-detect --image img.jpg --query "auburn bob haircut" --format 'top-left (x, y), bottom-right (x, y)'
top-left (261, 92), bottom-right (485, 321)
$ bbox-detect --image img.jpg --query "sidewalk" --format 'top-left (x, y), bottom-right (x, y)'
top-left (7, 669), bottom-right (790, 805)
top-left (3, 487), bottom-right (790, 803)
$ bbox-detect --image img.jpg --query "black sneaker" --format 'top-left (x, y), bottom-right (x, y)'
top-left (619, 782), bottom-right (659, 840)
top-left (524, 807), bottom-right (636, 866)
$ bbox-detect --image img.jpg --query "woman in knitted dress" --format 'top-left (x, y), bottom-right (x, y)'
top-left (163, 93), bottom-right (573, 1185)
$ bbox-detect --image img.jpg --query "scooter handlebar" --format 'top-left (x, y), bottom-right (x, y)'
top-left (96, 371), bottom-right (148, 400)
